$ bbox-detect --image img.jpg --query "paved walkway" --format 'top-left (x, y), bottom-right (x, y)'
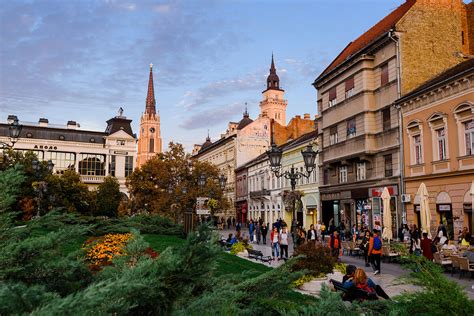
top-left (220, 229), bottom-right (474, 298)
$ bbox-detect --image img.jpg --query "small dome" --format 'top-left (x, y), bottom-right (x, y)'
top-left (200, 136), bottom-right (212, 151)
top-left (237, 109), bottom-right (253, 130)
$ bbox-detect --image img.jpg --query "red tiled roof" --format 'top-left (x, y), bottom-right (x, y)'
top-left (315, 0), bottom-right (416, 83)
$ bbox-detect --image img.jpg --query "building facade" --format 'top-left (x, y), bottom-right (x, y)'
top-left (396, 58), bottom-right (474, 240)
top-left (193, 55), bottom-right (315, 220)
top-left (0, 113), bottom-right (137, 194)
top-left (313, 0), bottom-right (473, 234)
top-left (137, 64), bottom-right (162, 168)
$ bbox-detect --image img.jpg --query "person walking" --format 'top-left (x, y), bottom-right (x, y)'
top-left (321, 222), bottom-right (326, 241)
top-left (368, 229), bottom-right (382, 275)
top-left (227, 217), bottom-right (231, 230)
top-left (261, 223), bottom-right (268, 244)
top-left (328, 231), bottom-right (341, 259)
top-left (256, 223), bottom-right (261, 245)
top-left (412, 234), bottom-right (422, 256)
top-left (270, 227), bottom-right (280, 261)
top-left (307, 224), bottom-right (317, 243)
top-left (280, 226), bottom-right (289, 260)
top-left (249, 220), bottom-right (254, 243)
top-left (361, 230), bottom-right (371, 267)
top-left (232, 217), bottom-right (236, 228)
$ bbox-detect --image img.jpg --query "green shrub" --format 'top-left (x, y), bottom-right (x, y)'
top-left (230, 241), bottom-right (252, 255)
top-left (292, 242), bottom-right (336, 276)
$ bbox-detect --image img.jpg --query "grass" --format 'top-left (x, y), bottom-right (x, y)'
top-left (27, 226), bottom-right (272, 277)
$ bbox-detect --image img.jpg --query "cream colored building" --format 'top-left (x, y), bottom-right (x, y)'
top-left (396, 58), bottom-right (474, 239)
top-left (193, 55), bottom-right (315, 219)
top-left (0, 113), bottom-right (137, 194)
top-left (313, 0), bottom-right (473, 234)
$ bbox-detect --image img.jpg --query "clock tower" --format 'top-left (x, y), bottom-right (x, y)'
top-left (137, 64), bottom-right (162, 168)
top-left (260, 54), bottom-right (287, 126)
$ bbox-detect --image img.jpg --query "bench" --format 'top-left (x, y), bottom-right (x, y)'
top-left (247, 249), bottom-right (272, 264)
top-left (330, 279), bottom-right (390, 301)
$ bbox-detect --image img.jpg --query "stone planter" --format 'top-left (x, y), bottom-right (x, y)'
top-left (299, 276), bottom-right (328, 296)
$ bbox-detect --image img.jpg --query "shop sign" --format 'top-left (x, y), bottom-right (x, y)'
top-left (34, 145), bottom-right (58, 150)
top-left (369, 185), bottom-right (398, 197)
top-left (437, 204), bottom-right (451, 212)
top-left (414, 205), bottom-right (421, 212)
top-left (196, 197), bottom-right (210, 215)
top-left (321, 192), bottom-right (340, 201)
top-left (463, 203), bottom-right (472, 213)
top-left (114, 151), bottom-right (128, 155)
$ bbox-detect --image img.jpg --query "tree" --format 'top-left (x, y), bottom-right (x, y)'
top-left (127, 142), bottom-right (228, 221)
top-left (48, 169), bottom-right (96, 215)
top-left (96, 176), bottom-right (122, 217)
top-left (0, 165), bottom-right (26, 213)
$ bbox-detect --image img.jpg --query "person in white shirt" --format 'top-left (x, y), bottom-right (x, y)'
top-left (280, 227), bottom-right (289, 260)
top-left (307, 224), bottom-right (317, 243)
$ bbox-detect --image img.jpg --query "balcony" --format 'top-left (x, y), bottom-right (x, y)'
top-left (80, 175), bottom-right (106, 184)
top-left (323, 135), bottom-right (377, 163)
top-left (249, 189), bottom-right (270, 199)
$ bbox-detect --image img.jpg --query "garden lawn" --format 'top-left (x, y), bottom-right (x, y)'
top-left (143, 234), bottom-right (271, 276)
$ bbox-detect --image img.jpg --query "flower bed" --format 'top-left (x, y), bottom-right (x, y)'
top-left (83, 233), bottom-right (132, 269)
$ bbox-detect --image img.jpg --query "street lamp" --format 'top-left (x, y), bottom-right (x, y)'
top-left (198, 174), bottom-right (207, 187)
top-left (218, 174), bottom-right (227, 190)
top-left (32, 159), bottom-right (54, 217)
top-left (266, 142), bottom-right (318, 224)
top-left (1, 117), bottom-right (23, 149)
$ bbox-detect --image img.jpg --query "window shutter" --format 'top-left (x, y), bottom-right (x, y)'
top-left (329, 87), bottom-right (337, 100)
top-left (345, 77), bottom-right (354, 91)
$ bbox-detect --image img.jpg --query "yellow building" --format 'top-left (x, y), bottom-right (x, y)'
top-left (396, 58), bottom-right (474, 240)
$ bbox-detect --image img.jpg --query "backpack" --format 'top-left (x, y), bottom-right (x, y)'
top-left (334, 237), bottom-right (339, 249)
top-left (373, 236), bottom-right (382, 250)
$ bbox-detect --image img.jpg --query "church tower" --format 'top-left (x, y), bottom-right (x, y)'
top-left (260, 54), bottom-right (287, 126)
top-left (137, 64), bottom-right (162, 168)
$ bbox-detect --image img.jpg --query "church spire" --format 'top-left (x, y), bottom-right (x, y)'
top-left (145, 63), bottom-right (156, 115)
top-left (266, 53), bottom-right (280, 90)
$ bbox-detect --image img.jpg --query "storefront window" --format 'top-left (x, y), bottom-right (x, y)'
top-left (44, 151), bottom-right (75, 174)
top-left (78, 154), bottom-right (105, 176)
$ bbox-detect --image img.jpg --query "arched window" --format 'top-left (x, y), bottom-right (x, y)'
top-left (454, 102), bottom-right (474, 156)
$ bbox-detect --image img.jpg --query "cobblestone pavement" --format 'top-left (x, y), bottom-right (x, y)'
top-left (219, 228), bottom-right (474, 298)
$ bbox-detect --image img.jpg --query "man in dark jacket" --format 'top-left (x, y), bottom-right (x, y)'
top-left (261, 223), bottom-right (268, 244)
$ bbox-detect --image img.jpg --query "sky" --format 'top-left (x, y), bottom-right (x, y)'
top-left (0, 0), bottom-right (406, 151)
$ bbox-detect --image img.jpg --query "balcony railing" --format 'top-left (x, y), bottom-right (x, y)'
top-left (249, 189), bottom-right (270, 199)
top-left (80, 175), bottom-right (106, 184)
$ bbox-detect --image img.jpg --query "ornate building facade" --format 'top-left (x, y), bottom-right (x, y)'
top-left (137, 64), bottom-right (162, 168)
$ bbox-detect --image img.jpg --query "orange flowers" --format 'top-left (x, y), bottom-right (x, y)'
top-left (83, 233), bottom-right (132, 267)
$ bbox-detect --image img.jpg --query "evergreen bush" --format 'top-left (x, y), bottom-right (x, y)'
top-left (291, 242), bottom-right (336, 276)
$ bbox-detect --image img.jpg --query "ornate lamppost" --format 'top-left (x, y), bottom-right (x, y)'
top-left (0, 117), bottom-right (23, 149)
top-left (32, 159), bottom-right (54, 217)
top-left (266, 142), bottom-right (318, 224)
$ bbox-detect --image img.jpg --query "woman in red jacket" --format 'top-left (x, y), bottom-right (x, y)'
top-left (420, 232), bottom-right (434, 260)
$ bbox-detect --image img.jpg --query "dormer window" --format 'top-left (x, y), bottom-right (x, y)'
top-left (117, 140), bottom-right (126, 146)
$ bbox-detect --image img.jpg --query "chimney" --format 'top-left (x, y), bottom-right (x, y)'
top-left (295, 115), bottom-right (301, 119)
top-left (67, 120), bottom-right (77, 129)
top-left (304, 113), bottom-right (310, 119)
top-left (38, 118), bottom-right (49, 127)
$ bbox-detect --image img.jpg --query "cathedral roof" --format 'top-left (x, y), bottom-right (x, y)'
top-left (264, 54), bottom-right (283, 92)
top-left (145, 63), bottom-right (156, 115)
top-left (200, 135), bottom-right (213, 151)
top-left (237, 108), bottom-right (253, 130)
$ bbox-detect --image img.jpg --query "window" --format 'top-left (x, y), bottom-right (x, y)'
top-left (414, 135), bottom-right (422, 165)
top-left (345, 76), bottom-right (355, 98)
top-left (381, 63), bottom-right (389, 86)
top-left (356, 162), bottom-right (366, 181)
top-left (330, 126), bottom-right (338, 145)
top-left (125, 156), bottom-right (133, 177)
top-left (44, 152), bottom-right (75, 174)
top-left (384, 155), bottom-right (393, 177)
top-left (149, 138), bottom-right (154, 153)
top-left (382, 108), bottom-right (391, 131)
top-left (339, 166), bottom-right (347, 183)
top-left (328, 87), bottom-right (337, 107)
top-left (323, 169), bottom-right (329, 185)
top-left (347, 118), bottom-right (356, 138)
top-left (464, 120), bottom-right (474, 155)
top-left (437, 128), bottom-right (447, 160)
top-left (116, 140), bottom-right (126, 146)
top-left (78, 154), bottom-right (106, 176)
top-left (109, 155), bottom-right (116, 177)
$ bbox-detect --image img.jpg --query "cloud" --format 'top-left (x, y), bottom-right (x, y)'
top-left (178, 70), bottom-right (266, 109)
top-left (153, 4), bottom-right (171, 13)
top-left (179, 102), bottom-right (245, 130)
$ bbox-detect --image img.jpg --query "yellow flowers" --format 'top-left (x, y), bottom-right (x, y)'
top-left (83, 233), bottom-right (132, 267)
